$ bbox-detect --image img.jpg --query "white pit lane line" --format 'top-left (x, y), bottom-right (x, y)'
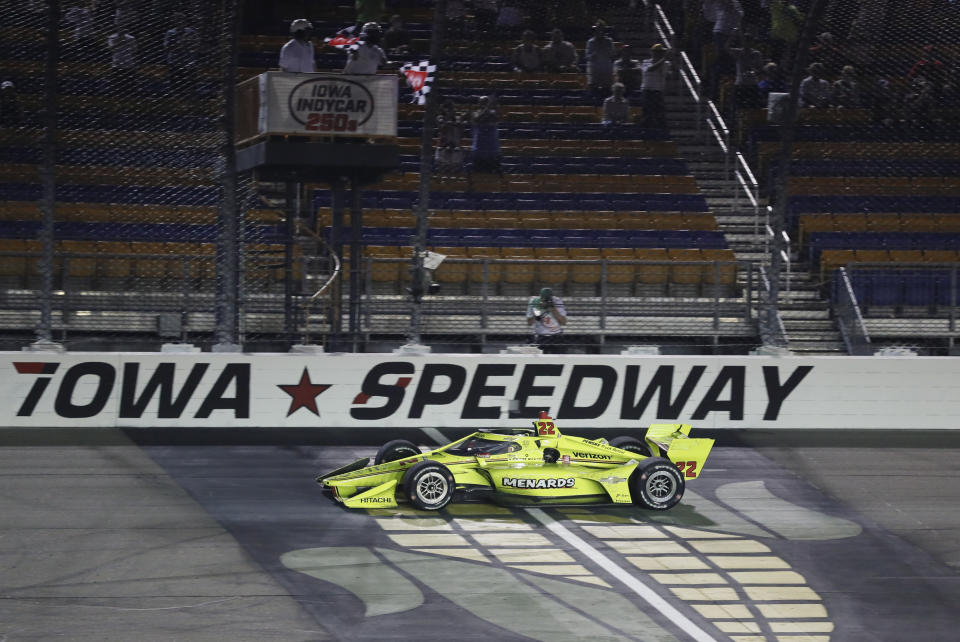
top-left (526, 508), bottom-right (718, 642)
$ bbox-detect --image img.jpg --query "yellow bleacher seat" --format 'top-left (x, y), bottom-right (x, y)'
top-left (820, 249), bottom-right (856, 281)
top-left (901, 214), bottom-right (939, 233)
top-left (701, 249), bottom-right (738, 286)
top-left (568, 248), bottom-right (601, 285)
top-left (467, 247), bottom-right (502, 285)
top-left (934, 215), bottom-right (960, 233)
top-left (0, 239), bottom-right (27, 277)
top-left (683, 213), bottom-right (719, 231)
top-left (533, 247), bottom-right (569, 284)
top-left (501, 248), bottom-right (536, 285)
top-left (431, 247), bottom-right (468, 286)
top-left (866, 213), bottom-right (902, 233)
top-left (601, 248), bottom-right (635, 284)
top-left (667, 249), bottom-right (704, 285)
top-left (923, 250), bottom-right (958, 263)
top-left (889, 250), bottom-right (924, 263)
top-left (132, 242), bottom-right (170, 279)
top-left (60, 240), bottom-right (98, 278)
top-left (852, 249), bottom-right (890, 263)
top-left (634, 248), bottom-right (669, 285)
top-left (834, 213), bottom-right (867, 232)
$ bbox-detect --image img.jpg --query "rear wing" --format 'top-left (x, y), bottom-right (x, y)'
top-left (645, 423), bottom-right (714, 480)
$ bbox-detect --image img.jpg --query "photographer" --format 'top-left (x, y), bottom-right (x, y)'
top-left (526, 287), bottom-right (567, 352)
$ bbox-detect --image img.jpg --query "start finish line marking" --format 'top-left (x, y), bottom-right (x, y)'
top-left (526, 507), bottom-right (718, 642)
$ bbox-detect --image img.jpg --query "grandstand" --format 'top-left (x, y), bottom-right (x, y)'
top-left (2, 0), bottom-right (958, 354)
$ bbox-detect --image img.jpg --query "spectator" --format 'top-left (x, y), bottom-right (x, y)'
top-left (769, 0), bottom-right (804, 70)
top-left (512, 29), bottom-right (542, 73)
top-left (344, 22), bottom-right (388, 74)
top-left (757, 61), bottom-right (783, 105)
top-left (639, 43), bottom-right (671, 128)
top-left (903, 76), bottom-right (935, 127)
top-left (799, 62), bottom-right (831, 108)
top-left (832, 65), bottom-right (860, 108)
top-left (446, 0), bottom-right (468, 37)
top-left (64, 1), bottom-right (96, 49)
top-left (383, 15), bottom-right (410, 55)
top-left (585, 21), bottom-right (616, 98)
top-left (908, 45), bottom-right (946, 89)
top-left (470, 95), bottom-right (502, 174)
top-left (728, 33), bottom-right (763, 109)
top-left (527, 287), bottom-right (567, 353)
top-left (163, 12), bottom-right (199, 88)
top-left (279, 19), bottom-right (315, 73)
top-left (0, 81), bottom-right (23, 127)
top-left (542, 28), bottom-right (578, 73)
top-left (613, 44), bottom-right (642, 95)
top-left (808, 32), bottom-right (842, 76)
top-left (712, 0), bottom-right (744, 52)
top-left (356, 0), bottom-right (385, 25)
top-left (106, 28), bottom-right (137, 94)
top-left (472, 0), bottom-right (499, 37)
top-left (602, 82), bottom-right (631, 126)
top-left (435, 101), bottom-right (465, 175)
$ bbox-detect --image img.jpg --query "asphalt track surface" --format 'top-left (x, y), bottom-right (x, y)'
top-left (1, 428), bottom-right (959, 641)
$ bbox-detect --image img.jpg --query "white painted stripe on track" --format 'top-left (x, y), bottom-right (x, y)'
top-left (526, 507), bottom-right (718, 642)
top-left (422, 427), bottom-right (449, 445)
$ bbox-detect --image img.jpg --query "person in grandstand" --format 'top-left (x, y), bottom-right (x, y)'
top-left (728, 32), bottom-right (763, 110)
top-left (832, 65), bottom-right (860, 109)
top-left (470, 95), bottom-right (502, 174)
top-left (602, 82), bottom-right (631, 126)
top-left (164, 12), bottom-right (199, 89)
top-left (106, 27), bottom-right (138, 94)
top-left (527, 287), bottom-right (568, 353)
top-left (586, 21), bottom-right (616, 98)
top-left (344, 22), bottom-right (388, 75)
top-left (512, 29), bottom-right (543, 73)
top-left (639, 43), bottom-right (672, 128)
top-left (542, 28), bottom-right (578, 73)
top-left (613, 44), bottom-right (642, 95)
top-left (799, 62), bottom-right (831, 108)
top-left (0, 81), bottom-right (23, 127)
top-left (279, 19), bottom-right (316, 73)
top-left (435, 101), bottom-right (466, 175)
top-left (383, 15), bottom-right (410, 55)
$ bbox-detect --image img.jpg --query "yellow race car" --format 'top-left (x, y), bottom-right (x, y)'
top-left (317, 413), bottom-right (714, 512)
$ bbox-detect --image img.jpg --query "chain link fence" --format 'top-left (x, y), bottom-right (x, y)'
top-left (5, 1), bottom-right (955, 353)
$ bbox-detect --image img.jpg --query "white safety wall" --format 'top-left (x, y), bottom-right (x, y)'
top-left (2, 353), bottom-right (958, 429)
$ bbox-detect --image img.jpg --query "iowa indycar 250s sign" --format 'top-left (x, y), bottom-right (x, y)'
top-left (2, 353), bottom-right (959, 429)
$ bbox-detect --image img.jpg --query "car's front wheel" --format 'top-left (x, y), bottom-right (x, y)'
top-left (631, 457), bottom-right (684, 511)
top-left (402, 461), bottom-right (455, 511)
top-left (375, 439), bottom-right (422, 465)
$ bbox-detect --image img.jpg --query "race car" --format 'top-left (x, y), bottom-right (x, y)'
top-left (317, 413), bottom-right (714, 512)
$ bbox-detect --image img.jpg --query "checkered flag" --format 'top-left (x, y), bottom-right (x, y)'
top-left (324, 25), bottom-right (363, 52)
top-left (400, 60), bottom-right (436, 105)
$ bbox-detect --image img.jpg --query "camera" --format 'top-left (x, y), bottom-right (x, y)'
top-left (532, 307), bottom-right (543, 321)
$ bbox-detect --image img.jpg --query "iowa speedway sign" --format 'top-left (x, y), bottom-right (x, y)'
top-left (2, 353), bottom-right (957, 429)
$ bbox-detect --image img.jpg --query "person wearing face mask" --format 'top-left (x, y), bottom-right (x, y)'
top-left (279, 19), bottom-right (316, 73)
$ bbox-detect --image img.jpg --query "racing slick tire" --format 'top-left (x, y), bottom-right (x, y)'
top-left (631, 457), bottom-right (684, 511)
top-left (402, 461), bottom-right (455, 511)
top-left (609, 436), bottom-right (652, 458)
top-left (375, 439), bottom-right (422, 465)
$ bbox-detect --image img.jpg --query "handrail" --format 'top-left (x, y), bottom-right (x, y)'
top-left (297, 220), bottom-right (342, 346)
top-left (834, 267), bottom-right (872, 355)
top-left (758, 263), bottom-right (789, 347)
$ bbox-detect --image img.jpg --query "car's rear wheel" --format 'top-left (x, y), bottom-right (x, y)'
top-left (402, 461), bottom-right (455, 511)
top-left (609, 436), bottom-right (652, 457)
top-left (631, 457), bottom-right (684, 510)
top-left (375, 439), bottom-right (422, 465)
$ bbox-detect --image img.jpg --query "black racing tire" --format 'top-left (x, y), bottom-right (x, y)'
top-left (402, 461), bottom-right (455, 511)
top-left (631, 457), bottom-right (685, 511)
top-left (374, 439), bottom-right (422, 465)
top-left (609, 436), bottom-right (652, 458)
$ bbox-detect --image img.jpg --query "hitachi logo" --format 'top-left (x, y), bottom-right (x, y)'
top-left (359, 496), bottom-right (392, 503)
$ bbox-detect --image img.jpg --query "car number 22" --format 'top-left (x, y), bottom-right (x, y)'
top-left (674, 460), bottom-right (698, 478)
top-left (536, 420), bottom-right (556, 436)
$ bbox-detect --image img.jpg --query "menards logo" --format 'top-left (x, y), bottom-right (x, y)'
top-left (502, 477), bottom-right (575, 489)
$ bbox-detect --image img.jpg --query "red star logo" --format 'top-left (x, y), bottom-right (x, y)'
top-left (278, 368), bottom-right (331, 417)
